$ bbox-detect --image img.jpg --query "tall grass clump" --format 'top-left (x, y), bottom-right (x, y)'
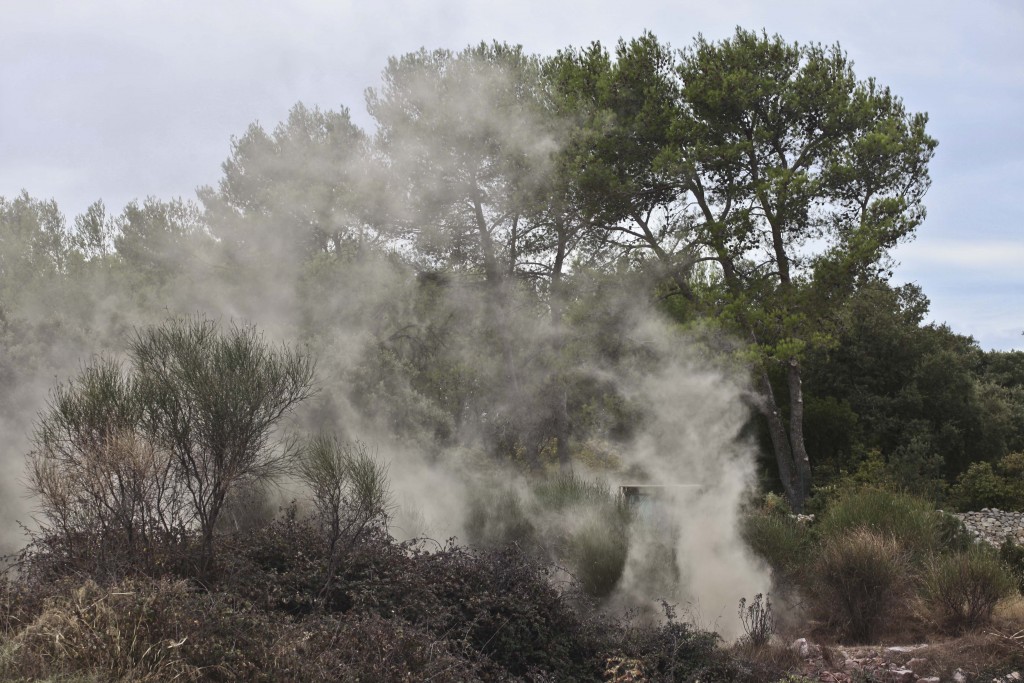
top-left (921, 544), bottom-right (1015, 632)
top-left (998, 539), bottom-right (1024, 595)
top-left (741, 512), bottom-right (813, 589)
top-left (816, 487), bottom-right (942, 559)
top-left (464, 487), bottom-right (537, 549)
top-left (465, 474), bottom-right (631, 598)
top-left (567, 508), bottom-right (630, 597)
top-left (814, 529), bottom-right (911, 642)
top-left (537, 474), bottom-right (631, 597)
top-left (534, 473), bottom-right (614, 509)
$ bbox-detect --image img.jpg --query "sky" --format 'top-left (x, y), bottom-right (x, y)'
top-left (2, 0), bottom-right (1022, 350)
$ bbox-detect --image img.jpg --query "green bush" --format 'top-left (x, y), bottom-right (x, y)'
top-left (464, 487), bottom-right (537, 549)
top-left (935, 510), bottom-right (976, 552)
top-left (534, 472), bottom-right (613, 509)
top-left (920, 544), bottom-right (1014, 632)
top-left (949, 453), bottom-right (1024, 512)
top-left (814, 529), bottom-right (911, 642)
top-left (740, 512), bottom-right (813, 588)
top-left (619, 602), bottom-right (734, 682)
top-left (816, 487), bottom-right (942, 559)
top-left (567, 511), bottom-right (629, 597)
top-left (998, 538), bottom-right (1024, 595)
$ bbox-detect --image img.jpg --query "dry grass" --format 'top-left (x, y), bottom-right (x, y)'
top-left (728, 639), bottom-right (804, 680)
top-left (1, 580), bottom-right (202, 682)
top-left (911, 632), bottom-right (1023, 681)
top-left (813, 529), bottom-right (914, 643)
top-left (992, 593), bottom-right (1024, 633)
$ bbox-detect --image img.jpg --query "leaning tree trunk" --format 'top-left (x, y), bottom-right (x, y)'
top-left (755, 365), bottom-right (811, 513)
top-left (786, 358), bottom-right (812, 509)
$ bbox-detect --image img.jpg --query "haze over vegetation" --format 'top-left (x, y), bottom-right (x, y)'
top-left (2, 27), bottom-right (1024, 681)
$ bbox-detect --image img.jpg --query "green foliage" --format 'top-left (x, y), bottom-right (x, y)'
top-left (533, 472), bottom-right (614, 509)
top-left (740, 512), bottom-right (813, 588)
top-left (298, 436), bottom-right (391, 537)
top-left (465, 474), bottom-right (631, 599)
top-left (567, 511), bottom-right (630, 598)
top-left (465, 487), bottom-right (537, 550)
top-left (921, 545), bottom-right (1014, 632)
top-left (26, 316), bottom-right (316, 577)
top-left (814, 529), bottom-right (912, 642)
top-left (296, 436), bottom-right (392, 602)
top-left (949, 453), bottom-right (1024, 512)
top-left (619, 602), bottom-right (733, 682)
top-left (198, 103), bottom-right (377, 265)
top-left (998, 539), bottom-right (1024, 595)
top-left (816, 487), bottom-right (943, 559)
top-left (934, 511), bottom-right (976, 553)
top-left (130, 316), bottom-right (315, 556)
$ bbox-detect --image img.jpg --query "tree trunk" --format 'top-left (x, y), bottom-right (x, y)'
top-left (756, 368), bottom-right (799, 509)
top-left (554, 386), bottom-right (572, 474)
top-left (786, 358), bottom-right (812, 509)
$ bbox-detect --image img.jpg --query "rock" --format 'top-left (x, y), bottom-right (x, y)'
top-left (918, 678), bottom-right (940, 683)
top-left (885, 669), bottom-right (915, 682)
top-left (886, 644), bottom-right (929, 654)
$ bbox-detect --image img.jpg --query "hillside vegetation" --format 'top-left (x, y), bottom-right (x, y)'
top-left (2, 27), bottom-right (1024, 681)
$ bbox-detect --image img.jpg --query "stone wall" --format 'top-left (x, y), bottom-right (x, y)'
top-left (952, 508), bottom-right (1024, 546)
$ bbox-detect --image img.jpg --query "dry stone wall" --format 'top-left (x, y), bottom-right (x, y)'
top-left (953, 508), bottom-right (1024, 546)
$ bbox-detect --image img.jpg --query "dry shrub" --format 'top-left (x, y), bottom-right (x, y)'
top-left (1, 577), bottom-right (289, 682)
top-left (728, 639), bottom-right (803, 682)
top-left (3, 579), bottom-right (201, 682)
top-left (918, 632), bottom-right (1024, 681)
top-left (270, 612), bottom-right (489, 681)
top-left (813, 528), bottom-right (912, 642)
top-left (921, 545), bottom-right (1015, 633)
top-left (993, 592), bottom-right (1024, 633)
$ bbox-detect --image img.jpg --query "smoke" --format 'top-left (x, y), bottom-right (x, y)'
top-left (0, 42), bottom-right (768, 637)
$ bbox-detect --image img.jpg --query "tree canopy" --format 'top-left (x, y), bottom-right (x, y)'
top-left (4, 28), bottom-right (1018, 520)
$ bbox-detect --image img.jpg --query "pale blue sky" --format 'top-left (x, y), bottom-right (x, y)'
top-left (2, 0), bottom-right (1021, 349)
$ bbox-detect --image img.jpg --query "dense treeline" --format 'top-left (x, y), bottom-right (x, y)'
top-left (3, 29), bottom-right (1020, 517)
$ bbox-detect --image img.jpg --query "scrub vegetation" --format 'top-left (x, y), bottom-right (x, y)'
top-left (2, 26), bottom-right (1024, 681)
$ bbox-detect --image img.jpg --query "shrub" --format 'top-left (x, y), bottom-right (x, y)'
top-left (534, 472), bottom-right (613, 509)
top-left (464, 487), bottom-right (537, 550)
top-left (619, 601), bottom-right (733, 682)
top-left (814, 529), bottom-right (911, 642)
top-left (738, 593), bottom-right (775, 648)
top-left (296, 436), bottom-right (392, 601)
top-left (922, 545), bottom-right (1015, 632)
top-left (567, 510), bottom-right (629, 597)
top-left (271, 611), bottom-right (488, 681)
top-left (740, 512), bottom-right (813, 588)
top-left (949, 453), bottom-right (1024, 512)
top-left (535, 474), bottom-right (631, 598)
top-left (420, 543), bottom-right (606, 679)
top-left (816, 487), bottom-right (942, 559)
top-left (998, 538), bottom-right (1024, 595)
top-left (1, 578), bottom-right (271, 682)
top-left (936, 510), bottom-right (976, 552)
top-left (26, 316), bottom-right (316, 578)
